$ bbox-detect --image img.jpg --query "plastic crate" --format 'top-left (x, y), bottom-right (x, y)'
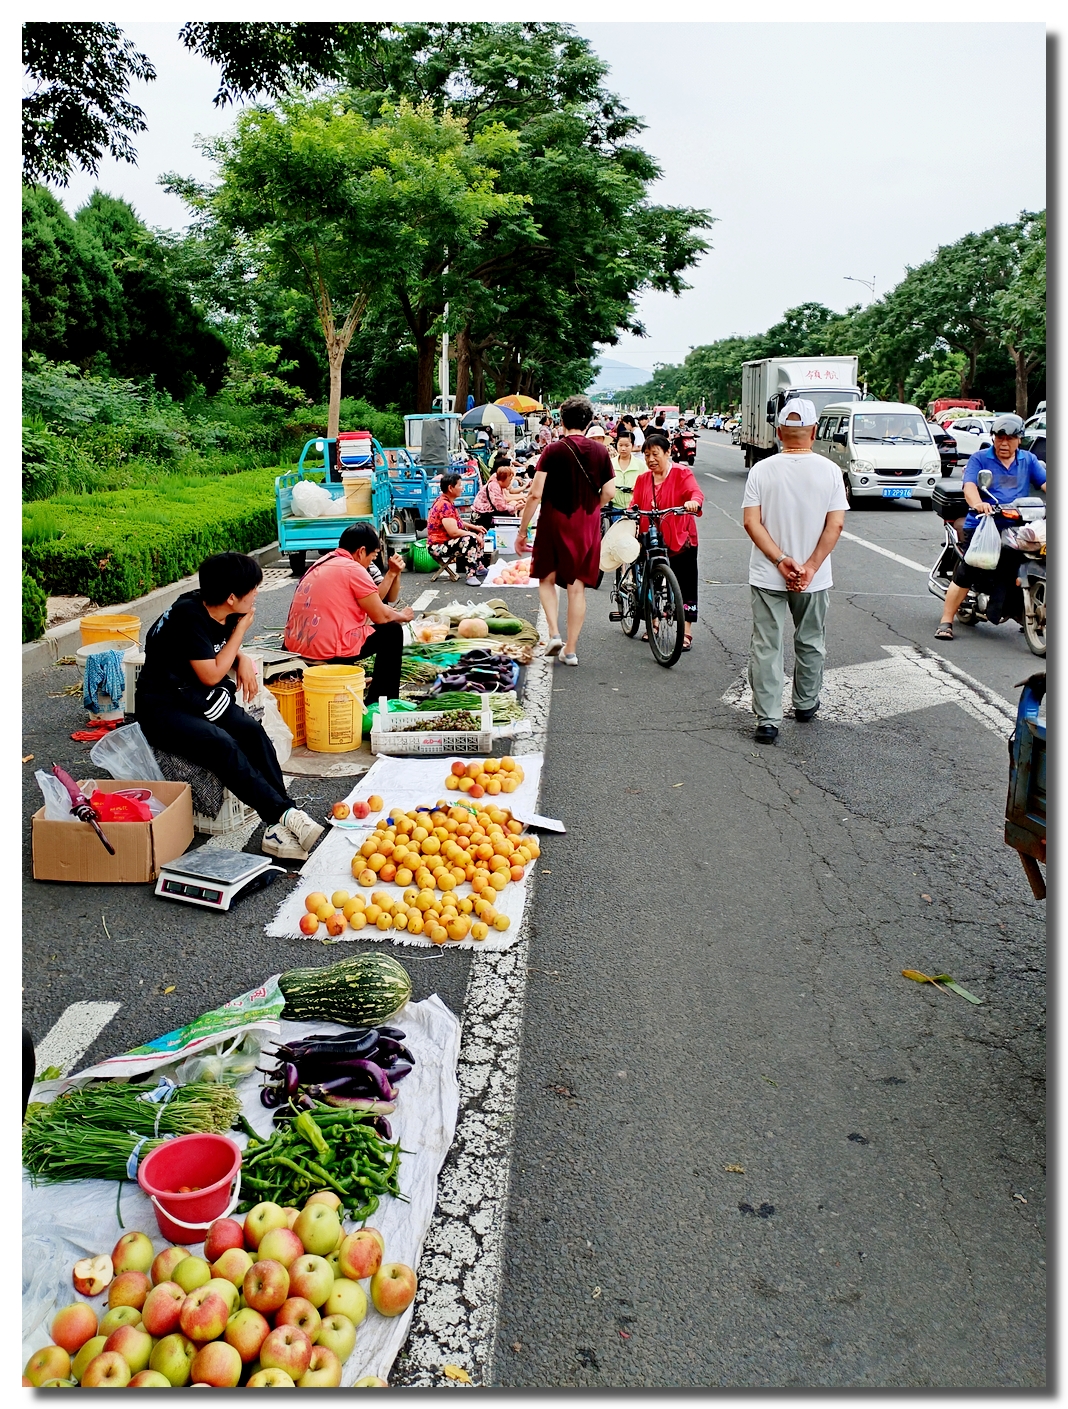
top-left (266, 676), bottom-right (306, 747)
top-left (193, 789), bottom-right (258, 836)
top-left (370, 696), bottom-right (494, 756)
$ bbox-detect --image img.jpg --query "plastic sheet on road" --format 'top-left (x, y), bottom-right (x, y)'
top-left (266, 753), bottom-right (544, 950)
top-left (481, 558), bottom-right (539, 587)
top-left (22, 994), bottom-right (461, 1385)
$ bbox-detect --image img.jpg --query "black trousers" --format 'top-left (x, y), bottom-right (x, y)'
top-left (668, 544), bottom-right (699, 623)
top-left (324, 621), bottom-right (404, 703)
top-left (137, 701), bottom-right (292, 825)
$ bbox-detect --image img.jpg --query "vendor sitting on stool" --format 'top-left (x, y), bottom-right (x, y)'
top-left (470, 455), bottom-right (527, 526)
top-left (136, 551), bottom-right (326, 863)
top-left (284, 523), bottom-right (414, 701)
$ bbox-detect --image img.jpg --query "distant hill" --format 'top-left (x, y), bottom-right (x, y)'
top-left (585, 357), bottom-right (652, 395)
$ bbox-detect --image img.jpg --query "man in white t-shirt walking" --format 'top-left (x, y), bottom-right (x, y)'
top-left (741, 399), bottom-right (848, 744)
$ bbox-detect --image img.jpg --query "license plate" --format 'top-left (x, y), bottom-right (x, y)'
top-left (882, 486), bottom-right (912, 498)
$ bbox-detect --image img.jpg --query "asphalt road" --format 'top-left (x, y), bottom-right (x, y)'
top-left (22, 437), bottom-right (1044, 1387)
top-left (490, 432), bottom-right (1045, 1387)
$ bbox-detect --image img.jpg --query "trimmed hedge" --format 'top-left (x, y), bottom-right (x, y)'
top-left (23, 468), bottom-right (282, 605)
top-left (22, 570), bottom-right (47, 643)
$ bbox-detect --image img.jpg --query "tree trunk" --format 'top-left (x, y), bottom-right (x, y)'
top-left (327, 352), bottom-right (344, 440)
top-left (471, 350), bottom-right (486, 408)
top-left (415, 335), bottom-right (437, 413)
top-left (896, 380), bottom-right (905, 404)
top-left (1006, 341), bottom-right (1033, 417)
top-left (454, 326), bottom-right (470, 413)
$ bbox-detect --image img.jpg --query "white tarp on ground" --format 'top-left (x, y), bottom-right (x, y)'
top-left (265, 753), bottom-right (543, 951)
top-left (22, 995), bottom-right (461, 1386)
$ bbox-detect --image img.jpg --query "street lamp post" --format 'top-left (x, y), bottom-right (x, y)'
top-left (844, 275), bottom-right (876, 300)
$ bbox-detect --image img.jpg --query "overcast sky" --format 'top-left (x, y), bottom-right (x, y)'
top-left (51, 22), bottom-right (1046, 374)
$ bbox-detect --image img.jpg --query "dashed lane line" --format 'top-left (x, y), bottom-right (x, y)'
top-left (395, 614), bottom-right (553, 1388)
top-left (704, 471), bottom-right (728, 482)
top-left (32, 1001), bottom-right (122, 1077)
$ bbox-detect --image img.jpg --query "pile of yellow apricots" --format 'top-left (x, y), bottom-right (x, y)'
top-left (297, 798), bottom-right (541, 945)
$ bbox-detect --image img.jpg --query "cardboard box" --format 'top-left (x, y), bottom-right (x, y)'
top-left (32, 779), bottom-right (194, 884)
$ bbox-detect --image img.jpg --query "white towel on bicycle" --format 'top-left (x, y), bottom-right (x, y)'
top-left (601, 518), bottom-right (640, 571)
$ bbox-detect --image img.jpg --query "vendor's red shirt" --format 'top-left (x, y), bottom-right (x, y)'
top-left (284, 549), bottom-right (379, 659)
top-left (629, 464), bottom-right (703, 552)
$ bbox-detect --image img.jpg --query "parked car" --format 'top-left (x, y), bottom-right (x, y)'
top-left (927, 422), bottom-right (959, 475)
top-left (1021, 415), bottom-right (1046, 465)
top-left (945, 416), bottom-right (994, 460)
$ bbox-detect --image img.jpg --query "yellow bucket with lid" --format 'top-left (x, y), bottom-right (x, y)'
top-left (80, 613), bottom-right (142, 647)
top-left (303, 665), bottom-right (365, 752)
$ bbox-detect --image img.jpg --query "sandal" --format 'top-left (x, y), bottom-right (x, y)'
top-left (682, 638), bottom-right (693, 651)
top-left (934, 623), bottom-right (954, 640)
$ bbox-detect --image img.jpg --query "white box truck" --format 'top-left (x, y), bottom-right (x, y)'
top-left (740, 356), bottom-right (861, 468)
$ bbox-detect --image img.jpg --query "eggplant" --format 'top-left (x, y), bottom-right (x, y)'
top-left (260, 1085), bottom-right (284, 1108)
top-left (376, 1026), bottom-right (407, 1040)
top-left (371, 1116), bottom-right (393, 1140)
top-left (381, 1061), bottom-right (413, 1084)
top-left (285, 1063), bottom-right (300, 1096)
top-left (334, 1059), bottom-right (394, 1101)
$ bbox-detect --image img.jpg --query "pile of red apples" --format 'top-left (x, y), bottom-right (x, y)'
top-left (24, 1192), bottom-right (417, 1387)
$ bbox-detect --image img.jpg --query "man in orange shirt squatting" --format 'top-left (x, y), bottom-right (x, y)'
top-left (284, 524), bottom-right (414, 702)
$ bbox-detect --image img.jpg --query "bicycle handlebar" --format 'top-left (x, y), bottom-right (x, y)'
top-left (611, 505), bottom-right (702, 519)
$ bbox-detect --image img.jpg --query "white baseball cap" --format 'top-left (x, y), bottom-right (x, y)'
top-left (778, 398), bottom-right (818, 427)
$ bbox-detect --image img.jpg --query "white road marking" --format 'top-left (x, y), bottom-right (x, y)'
top-left (704, 471), bottom-right (728, 483)
top-left (722, 643), bottom-right (1015, 737)
top-left (397, 610), bottom-right (553, 1387)
top-left (839, 530), bottom-right (929, 574)
top-left (411, 589), bottom-right (439, 612)
top-left (33, 1001), bottom-right (122, 1077)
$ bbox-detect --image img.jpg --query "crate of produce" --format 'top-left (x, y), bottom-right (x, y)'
top-left (194, 789), bottom-right (258, 836)
top-left (370, 696), bottom-right (494, 756)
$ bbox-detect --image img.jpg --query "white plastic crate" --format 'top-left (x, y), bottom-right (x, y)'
top-left (370, 695), bottom-right (494, 756)
top-left (193, 789), bottom-right (258, 836)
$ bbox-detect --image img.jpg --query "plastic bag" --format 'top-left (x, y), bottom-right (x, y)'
top-left (291, 479), bottom-right (339, 518)
top-left (34, 770), bottom-right (74, 821)
top-left (174, 1031), bottom-right (262, 1086)
top-left (246, 684), bottom-right (293, 765)
top-left (90, 722), bottom-right (165, 781)
top-left (964, 512), bottom-right (1002, 571)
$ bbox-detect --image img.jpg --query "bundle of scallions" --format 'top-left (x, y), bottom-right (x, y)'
top-left (23, 1081), bottom-right (241, 1183)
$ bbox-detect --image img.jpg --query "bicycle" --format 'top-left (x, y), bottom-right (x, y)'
top-left (607, 505), bottom-right (694, 667)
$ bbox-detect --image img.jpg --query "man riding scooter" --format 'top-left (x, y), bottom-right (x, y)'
top-left (935, 413), bottom-right (1045, 641)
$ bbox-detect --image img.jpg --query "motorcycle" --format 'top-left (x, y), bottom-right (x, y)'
top-left (672, 428), bottom-right (698, 465)
top-left (928, 468), bottom-right (1046, 656)
top-left (729, 424), bottom-right (741, 446)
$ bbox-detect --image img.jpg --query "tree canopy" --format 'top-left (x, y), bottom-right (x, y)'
top-left (23, 23), bottom-right (156, 187)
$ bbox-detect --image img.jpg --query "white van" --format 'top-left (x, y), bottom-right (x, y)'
top-left (813, 400), bottom-right (942, 508)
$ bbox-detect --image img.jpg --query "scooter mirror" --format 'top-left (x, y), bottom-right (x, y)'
top-left (977, 468), bottom-right (993, 490)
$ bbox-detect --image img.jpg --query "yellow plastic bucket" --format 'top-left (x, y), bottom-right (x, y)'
top-left (303, 665), bottom-right (366, 753)
top-left (80, 613), bottom-right (142, 647)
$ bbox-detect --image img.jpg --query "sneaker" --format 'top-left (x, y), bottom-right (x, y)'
top-left (282, 808), bottom-right (325, 852)
top-left (544, 636), bottom-right (564, 657)
top-left (560, 652), bottom-right (579, 666)
top-left (466, 574), bottom-right (484, 586)
top-left (262, 823), bottom-right (309, 862)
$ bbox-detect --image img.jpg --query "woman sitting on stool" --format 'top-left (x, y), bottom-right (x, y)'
top-left (136, 551), bottom-right (325, 862)
top-left (426, 471), bottom-right (488, 584)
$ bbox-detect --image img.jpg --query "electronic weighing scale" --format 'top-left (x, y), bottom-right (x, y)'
top-left (155, 850), bottom-right (286, 912)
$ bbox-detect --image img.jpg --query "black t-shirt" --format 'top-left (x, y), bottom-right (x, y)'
top-left (136, 591), bottom-right (232, 709)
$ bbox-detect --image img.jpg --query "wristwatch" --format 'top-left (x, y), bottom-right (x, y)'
top-left (773, 554), bottom-right (786, 566)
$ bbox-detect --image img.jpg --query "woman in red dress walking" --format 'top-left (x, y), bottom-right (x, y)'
top-left (514, 395), bottom-right (617, 666)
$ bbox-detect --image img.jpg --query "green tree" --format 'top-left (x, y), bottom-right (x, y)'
top-left (993, 211), bottom-right (1045, 416)
top-left (23, 22), bottom-right (155, 186)
top-left (337, 23), bottom-right (712, 406)
top-left (189, 96), bottom-right (525, 431)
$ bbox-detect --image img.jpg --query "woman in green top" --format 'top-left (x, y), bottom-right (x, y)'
top-left (611, 430), bottom-right (643, 509)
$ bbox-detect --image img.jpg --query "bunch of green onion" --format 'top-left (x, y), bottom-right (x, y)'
top-left (23, 1123), bottom-right (166, 1185)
